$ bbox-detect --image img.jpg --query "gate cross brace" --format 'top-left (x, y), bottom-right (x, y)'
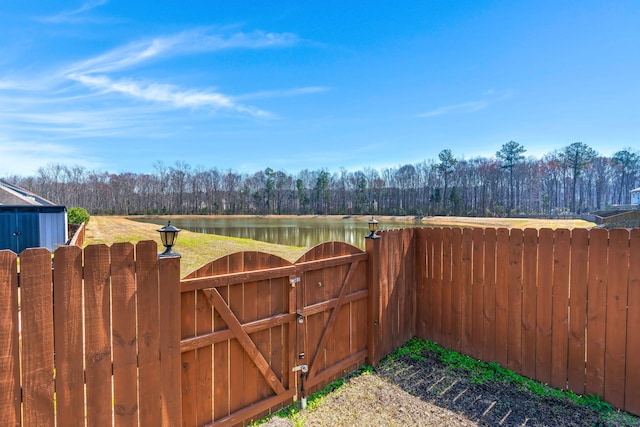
top-left (307, 260), bottom-right (360, 382)
top-left (202, 288), bottom-right (287, 395)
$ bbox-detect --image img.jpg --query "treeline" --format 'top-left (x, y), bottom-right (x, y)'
top-left (7, 142), bottom-right (640, 217)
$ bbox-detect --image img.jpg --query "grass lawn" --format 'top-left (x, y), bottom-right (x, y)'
top-left (83, 216), bottom-right (308, 276)
top-left (83, 215), bottom-right (595, 277)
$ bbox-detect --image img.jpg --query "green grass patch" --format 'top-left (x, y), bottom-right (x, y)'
top-left (386, 338), bottom-right (621, 416)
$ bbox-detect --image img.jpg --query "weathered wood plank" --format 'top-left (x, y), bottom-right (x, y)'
top-left (507, 229), bottom-right (523, 373)
top-left (0, 250), bottom-right (20, 427)
top-left (535, 228), bottom-right (554, 385)
top-left (483, 228), bottom-right (497, 362)
top-left (585, 228), bottom-right (607, 397)
top-left (84, 244), bottom-right (113, 426)
top-left (53, 245), bottom-right (84, 426)
top-left (135, 241), bottom-right (162, 427)
top-left (111, 243), bottom-right (139, 426)
top-left (20, 248), bottom-right (55, 426)
top-left (158, 256), bottom-right (182, 426)
top-left (604, 229), bottom-right (629, 409)
top-left (450, 228), bottom-right (463, 353)
top-left (521, 228), bottom-right (538, 380)
top-left (471, 228), bottom-right (484, 360)
top-left (494, 228), bottom-right (510, 367)
top-left (625, 229), bottom-right (640, 414)
top-left (551, 229), bottom-right (570, 389)
top-left (568, 228), bottom-right (588, 394)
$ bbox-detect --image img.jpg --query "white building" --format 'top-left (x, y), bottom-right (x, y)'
top-left (632, 187), bottom-right (640, 205)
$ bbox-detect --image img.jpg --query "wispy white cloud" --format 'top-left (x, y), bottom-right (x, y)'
top-left (36, 0), bottom-right (109, 24)
top-left (66, 28), bottom-right (300, 75)
top-left (418, 89), bottom-right (514, 118)
top-left (418, 101), bottom-right (487, 118)
top-left (68, 74), bottom-right (274, 118)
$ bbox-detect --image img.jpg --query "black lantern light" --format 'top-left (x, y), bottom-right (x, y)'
top-left (366, 216), bottom-right (380, 239)
top-left (158, 221), bottom-right (181, 257)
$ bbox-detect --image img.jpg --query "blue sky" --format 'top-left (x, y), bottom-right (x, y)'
top-left (1, 1), bottom-right (639, 176)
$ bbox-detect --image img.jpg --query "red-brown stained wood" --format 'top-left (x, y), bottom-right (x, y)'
top-left (242, 253), bottom-right (260, 412)
top-left (535, 228), bottom-right (554, 385)
top-left (135, 241), bottom-right (162, 427)
top-left (432, 228), bottom-right (443, 346)
top-left (441, 228), bottom-right (453, 350)
top-left (20, 248), bottom-right (55, 425)
top-left (211, 256), bottom-right (230, 421)
top-left (389, 230), bottom-right (402, 353)
top-left (551, 229), bottom-right (570, 389)
top-left (604, 229), bottom-right (629, 409)
top-left (194, 282), bottom-right (216, 427)
top-left (416, 228), bottom-right (429, 339)
top-left (521, 228), bottom-right (538, 380)
top-left (568, 228), bottom-right (588, 394)
top-left (450, 228), bottom-right (463, 353)
top-left (402, 228), bottom-right (416, 344)
top-left (625, 229), bottom-right (640, 414)
top-left (181, 274), bottom-right (197, 426)
top-left (254, 253), bottom-right (274, 410)
top-left (366, 234), bottom-right (382, 366)
top-left (0, 250), bottom-right (20, 427)
top-left (585, 228), bottom-right (608, 398)
top-left (494, 228), bottom-right (510, 367)
top-left (471, 228), bottom-right (485, 360)
top-left (84, 244), bottom-right (113, 426)
top-left (110, 243), bottom-right (139, 427)
top-left (483, 228), bottom-right (497, 362)
top-left (461, 228), bottom-right (473, 356)
top-left (53, 245), bottom-right (84, 426)
top-left (507, 228), bottom-right (523, 373)
top-left (158, 256), bottom-right (182, 426)
top-left (228, 256), bottom-right (246, 415)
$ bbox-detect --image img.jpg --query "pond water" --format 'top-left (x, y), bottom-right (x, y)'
top-left (133, 216), bottom-right (418, 249)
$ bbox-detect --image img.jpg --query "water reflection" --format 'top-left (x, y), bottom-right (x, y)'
top-left (133, 216), bottom-right (415, 249)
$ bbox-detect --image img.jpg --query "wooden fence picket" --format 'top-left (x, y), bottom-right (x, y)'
top-left (625, 229), bottom-right (640, 414)
top-left (604, 229), bottom-right (629, 409)
top-left (20, 248), bottom-right (56, 425)
top-left (53, 245), bottom-right (84, 426)
top-left (0, 250), bottom-right (19, 426)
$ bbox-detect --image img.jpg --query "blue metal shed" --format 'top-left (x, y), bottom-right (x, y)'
top-left (0, 180), bottom-right (68, 253)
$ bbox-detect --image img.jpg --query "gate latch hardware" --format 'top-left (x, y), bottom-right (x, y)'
top-left (289, 277), bottom-right (301, 287)
top-left (292, 364), bottom-right (308, 373)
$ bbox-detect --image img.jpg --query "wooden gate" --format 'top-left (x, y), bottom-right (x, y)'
top-left (179, 242), bottom-right (368, 427)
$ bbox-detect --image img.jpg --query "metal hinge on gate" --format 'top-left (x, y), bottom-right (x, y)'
top-left (289, 276), bottom-right (301, 287)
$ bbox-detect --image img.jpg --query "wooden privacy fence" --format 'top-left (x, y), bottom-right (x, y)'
top-left (410, 227), bottom-right (640, 416)
top-left (0, 242), bottom-right (182, 427)
top-left (179, 242), bottom-right (369, 426)
top-left (3, 226), bottom-right (640, 426)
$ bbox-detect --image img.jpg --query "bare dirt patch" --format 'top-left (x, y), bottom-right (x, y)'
top-left (260, 350), bottom-right (638, 427)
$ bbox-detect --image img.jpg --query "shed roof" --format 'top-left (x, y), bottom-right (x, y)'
top-left (0, 180), bottom-right (59, 206)
top-left (632, 187), bottom-right (640, 193)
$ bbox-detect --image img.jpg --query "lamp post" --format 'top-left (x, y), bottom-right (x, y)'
top-left (158, 221), bottom-right (181, 257)
top-left (366, 216), bottom-right (380, 239)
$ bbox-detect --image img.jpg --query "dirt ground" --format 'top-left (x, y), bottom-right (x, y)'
top-left (259, 352), bottom-right (639, 427)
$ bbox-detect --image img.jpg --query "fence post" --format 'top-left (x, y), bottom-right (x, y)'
top-left (158, 255), bottom-right (182, 426)
top-left (366, 232), bottom-right (383, 367)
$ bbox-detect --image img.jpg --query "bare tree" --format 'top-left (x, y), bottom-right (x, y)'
top-left (558, 142), bottom-right (597, 213)
top-left (496, 141), bottom-right (526, 213)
